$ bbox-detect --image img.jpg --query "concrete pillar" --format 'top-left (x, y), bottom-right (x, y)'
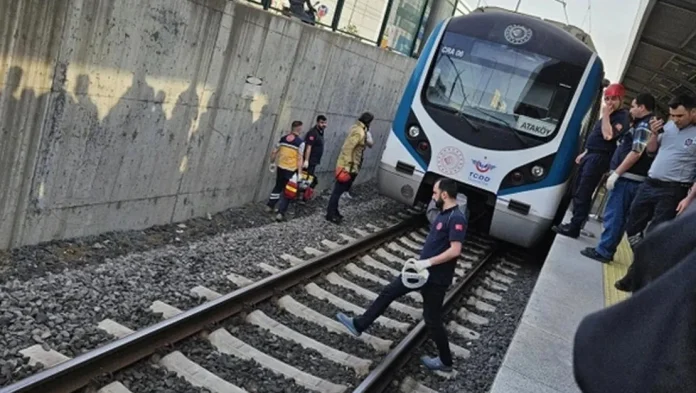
top-left (419, 0), bottom-right (452, 56)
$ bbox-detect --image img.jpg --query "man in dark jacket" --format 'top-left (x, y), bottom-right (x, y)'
top-left (573, 206), bottom-right (696, 393)
top-left (303, 115), bottom-right (327, 190)
top-left (553, 83), bottom-right (630, 238)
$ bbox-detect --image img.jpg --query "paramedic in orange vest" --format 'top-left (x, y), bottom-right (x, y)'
top-left (267, 120), bottom-right (305, 221)
top-left (326, 112), bottom-right (373, 224)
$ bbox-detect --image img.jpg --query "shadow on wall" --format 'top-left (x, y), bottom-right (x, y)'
top-left (0, 62), bottom-right (382, 243)
top-left (4, 64), bottom-right (276, 246)
top-left (0, 0), bottom-right (415, 249)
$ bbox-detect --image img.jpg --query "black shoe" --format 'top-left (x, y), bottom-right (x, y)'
top-left (580, 247), bottom-right (611, 264)
top-left (325, 215), bottom-right (342, 224)
top-left (552, 223), bottom-right (580, 238)
top-left (614, 278), bottom-right (633, 293)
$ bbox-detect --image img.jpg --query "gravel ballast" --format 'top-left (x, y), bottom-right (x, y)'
top-left (179, 337), bottom-right (312, 393)
top-left (92, 358), bottom-right (212, 393)
top-left (226, 320), bottom-right (359, 387)
top-left (0, 182), bottom-right (408, 389)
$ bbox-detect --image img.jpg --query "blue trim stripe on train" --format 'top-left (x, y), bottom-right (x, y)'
top-left (391, 20), bottom-right (446, 171)
top-left (498, 57), bottom-right (603, 196)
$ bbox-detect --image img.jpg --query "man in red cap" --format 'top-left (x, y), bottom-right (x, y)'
top-left (553, 83), bottom-right (630, 238)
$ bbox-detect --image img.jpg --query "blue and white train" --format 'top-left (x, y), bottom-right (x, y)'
top-left (378, 8), bottom-right (607, 247)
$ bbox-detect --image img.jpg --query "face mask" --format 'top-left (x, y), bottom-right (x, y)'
top-left (435, 197), bottom-right (444, 210)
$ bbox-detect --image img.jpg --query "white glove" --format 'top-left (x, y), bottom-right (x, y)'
top-left (302, 161), bottom-right (309, 169)
top-left (366, 131), bottom-right (374, 145)
top-left (606, 172), bottom-right (619, 191)
top-left (412, 258), bottom-right (432, 272)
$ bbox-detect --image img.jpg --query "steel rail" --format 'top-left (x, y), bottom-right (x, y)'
top-left (352, 245), bottom-right (498, 393)
top-left (0, 215), bottom-right (425, 393)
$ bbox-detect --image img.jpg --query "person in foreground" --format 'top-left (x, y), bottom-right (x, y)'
top-left (573, 205), bottom-right (696, 393)
top-left (336, 178), bottom-right (467, 372)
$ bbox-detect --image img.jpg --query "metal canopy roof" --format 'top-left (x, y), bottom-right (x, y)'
top-left (619, 0), bottom-right (696, 114)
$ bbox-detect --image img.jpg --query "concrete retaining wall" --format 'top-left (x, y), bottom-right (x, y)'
top-left (0, 0), bottom-right (416, 249)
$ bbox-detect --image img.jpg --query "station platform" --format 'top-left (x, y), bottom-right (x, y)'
top-left (489, 214), bottom-right (633, 393)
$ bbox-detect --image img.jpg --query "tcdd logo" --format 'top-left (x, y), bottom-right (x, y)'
top-left (469, 172), bottom-right (491, 183)
top-left (469, 157), bottom-right (495, 185)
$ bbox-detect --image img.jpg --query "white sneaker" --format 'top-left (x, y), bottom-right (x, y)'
top-left (343, 192), bottom-right (353, 199)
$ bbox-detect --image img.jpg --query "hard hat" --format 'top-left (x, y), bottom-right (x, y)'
top-left (401, 259), bottom-right (429, 289)
top-left (604, 83), bottom-right (625, 98)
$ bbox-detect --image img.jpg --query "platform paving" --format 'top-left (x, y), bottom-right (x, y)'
top-left (489, 214), bottom-right (633, 393)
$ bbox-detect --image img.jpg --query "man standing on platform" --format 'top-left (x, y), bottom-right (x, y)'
top-left (614, 94), bottom-right (696, 292)
top-left (553, 83), bottom-right (630, 238)
top-left (336, 178), bottom-right (467, 372)
top-left (580, 93), bottom-right (656, 264)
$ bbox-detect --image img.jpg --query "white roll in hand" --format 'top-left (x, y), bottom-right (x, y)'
top-left (401, 258), bottom-right (430, 289)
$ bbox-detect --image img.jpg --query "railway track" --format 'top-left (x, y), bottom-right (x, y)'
top-left (0, 210), bottom-right (521, 393)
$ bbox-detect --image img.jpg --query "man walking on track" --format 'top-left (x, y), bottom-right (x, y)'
top-left (266, 120), bottom-right (305, 221)
top-left (303, 115), bottom-right (327, 191)
top-left (326, 112), bottom-right (373, 223)
top-left (336, 178), bottom-right (468, 372)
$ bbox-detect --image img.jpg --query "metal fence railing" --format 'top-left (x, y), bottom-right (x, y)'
top-left (251, 0), bottom-right (471, 58)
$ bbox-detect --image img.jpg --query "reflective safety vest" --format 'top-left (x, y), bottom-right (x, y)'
top-left (277, 133), bottom-right (304, 171)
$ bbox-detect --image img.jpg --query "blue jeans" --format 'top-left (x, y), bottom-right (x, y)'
top-left (595, 178), bottom-right (641, 259)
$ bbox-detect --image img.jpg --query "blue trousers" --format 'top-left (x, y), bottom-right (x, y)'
top-left (595, 178), bottom-right (641, 259)
top-left (570, 152), bottom-right (611, 230)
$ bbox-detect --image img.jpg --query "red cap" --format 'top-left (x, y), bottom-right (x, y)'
top-left (604, 83), bottom-right (625, 98)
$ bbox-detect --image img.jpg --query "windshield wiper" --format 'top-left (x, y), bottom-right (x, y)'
top-left (456, 106), bottom-right (480, 132)
top-left (439, 54), bottom-right (529, 146)
top-left (470, 106), bottom-right (531, 147)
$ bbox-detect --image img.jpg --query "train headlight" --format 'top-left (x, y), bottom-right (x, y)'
top-left (531, 165), bottom-right (545, 179)
top-left (408, 126), bottom-right (421, 138)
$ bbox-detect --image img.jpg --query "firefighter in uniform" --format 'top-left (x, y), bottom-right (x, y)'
top-left (326, 112), bottom-right (373, 223)
top-left (553, 83), bottom-right (630, 238)
top-left (336, 178), bottom-right (467, 372)
top-left (267, 120), bottom-right (305, 221)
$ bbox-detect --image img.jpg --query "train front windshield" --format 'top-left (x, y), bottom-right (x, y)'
top-left (424, 31), bottom-right (585, 151)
